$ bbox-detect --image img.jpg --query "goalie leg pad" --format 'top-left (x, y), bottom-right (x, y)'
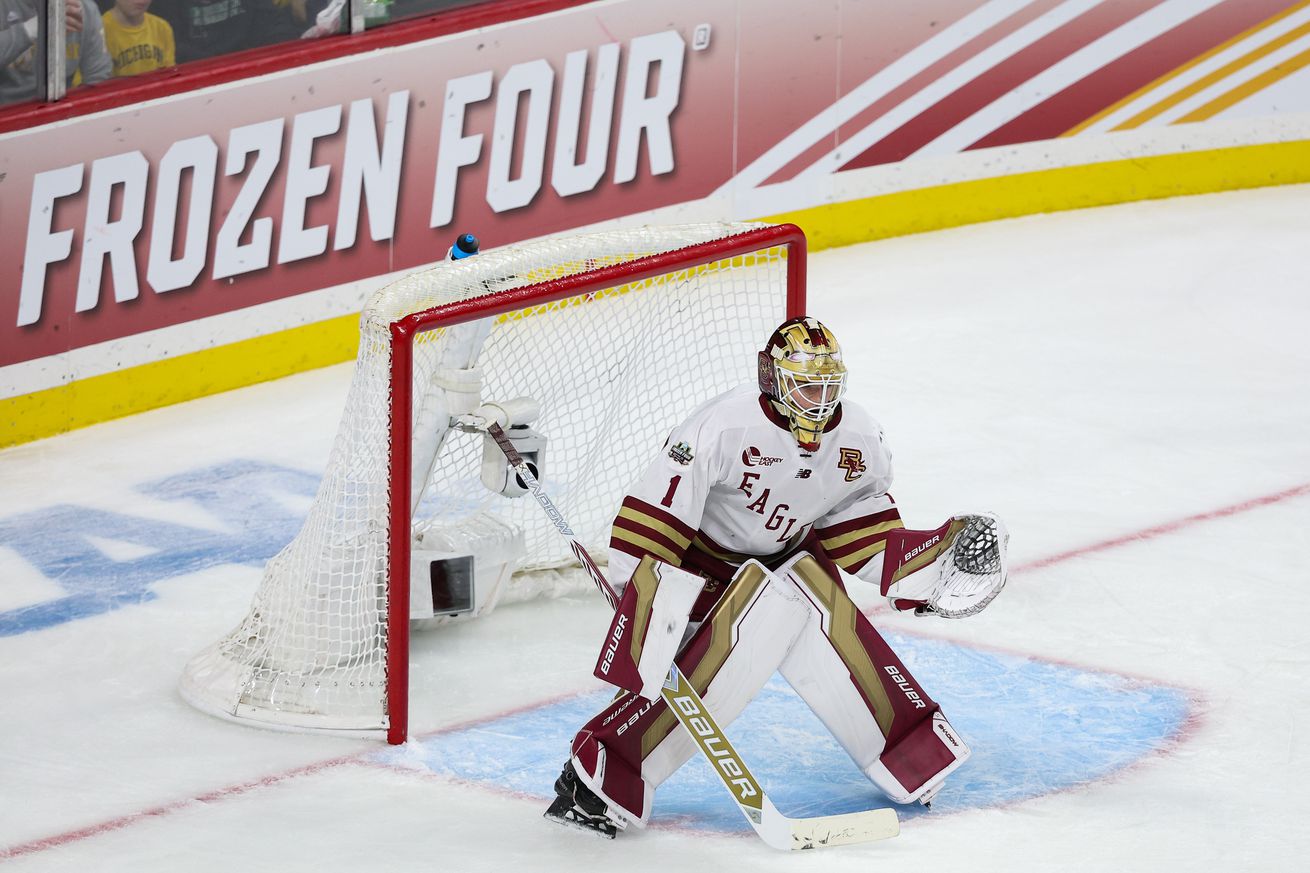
top-left (567, 561), bottom-right (809, 824)
top-left (567, 730), bottom-right (648, 829)
top-left (777, 552), bottom-right (969, 803)
top-left (867, 710), bottom-right (970, 804)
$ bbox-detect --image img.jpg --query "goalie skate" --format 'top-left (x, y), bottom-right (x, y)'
top-left (917, 780), bottom-right (944, 809)
top-left (543, 762), bottom-right (622, 839)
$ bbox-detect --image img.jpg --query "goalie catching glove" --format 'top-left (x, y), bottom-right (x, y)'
top-left (881, 513), bottom-right (1009, 618)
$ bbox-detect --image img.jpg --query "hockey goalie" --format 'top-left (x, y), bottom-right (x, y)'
top-left (545, 316), bottom-right (1009, 838)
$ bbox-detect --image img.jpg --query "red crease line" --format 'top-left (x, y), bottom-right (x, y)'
top-left (1012, 481), bottom-right (1310, 573)
top-left (0, 754), bottom-right (362, 861)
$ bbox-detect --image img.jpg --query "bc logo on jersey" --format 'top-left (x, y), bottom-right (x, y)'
top-left (837, 448), bottom-right (865, 482)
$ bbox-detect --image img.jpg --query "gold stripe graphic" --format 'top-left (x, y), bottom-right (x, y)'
top-left (641, 563), bottom-right (768, 760)
top-left (617, 506), bottom-right (693, 550)
top-left (832, 539), bottom-right (890, 571)
top-left (1116, 20), bottom-right (1310, 131)
top-left (690, 535), bottom-right (747, 563)
top-left (1176, 44), bottom-right (1310, 123)
top-left (611, 528), bottom-right (680, 565)
top-left (818, 519), bottom-right (905, 552)
top-left (889, 519), bottom-right (967, 585)
top-left (628, 557), bottom-right (661, 667)
top-left (1062, 0), bottom-right (1310, 136)
top-left (789, 556), bottom-right (895, 737)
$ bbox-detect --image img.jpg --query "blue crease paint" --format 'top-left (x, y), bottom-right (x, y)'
top-left (386, 635), bottom-right (1192, 829)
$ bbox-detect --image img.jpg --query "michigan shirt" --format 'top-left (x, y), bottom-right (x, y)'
top-left (102, 12), bottom-right (174, 77)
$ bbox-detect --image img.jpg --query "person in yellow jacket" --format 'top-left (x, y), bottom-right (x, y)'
top-left (102, 0), bottom-right (173, 77)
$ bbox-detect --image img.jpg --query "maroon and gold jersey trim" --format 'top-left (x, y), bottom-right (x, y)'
top-left (610, 497), bottom-right (696, 566)
top-left (690, 528), bottom-right (810, 567)
top-left (690, 530), bottom-right (753, 564)
top-left (817, 507), bottom-right (905, 573)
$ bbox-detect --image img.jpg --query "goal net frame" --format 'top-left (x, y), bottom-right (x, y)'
top-left (184, 222), bottom-right (807, 745)
top-left (384, 224), bottom-right (805, 742)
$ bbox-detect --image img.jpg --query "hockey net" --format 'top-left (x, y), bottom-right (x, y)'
top-left (179, 222), bottom-right (805, 742)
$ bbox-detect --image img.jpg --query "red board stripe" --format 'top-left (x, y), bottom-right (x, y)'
top-left (969, 0), bottom-right (1299, 149)
top-left (839, 0), bottom-right (1156, 172)
top-left (758, 0), bottom-right (1066, 187)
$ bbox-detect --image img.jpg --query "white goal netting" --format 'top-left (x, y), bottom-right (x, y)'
top-left (179, 222), bottom-right (798, 738)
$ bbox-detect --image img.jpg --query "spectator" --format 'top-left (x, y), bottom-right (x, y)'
top-left (102, 0), bottom-right (175, 77)
top-left (1, 0), bottom-right (112, 105)
top-left (153, 0), bottom-right (319, 64)
top-left (260, 0), bottom-right (319, 44)
top-left (152, 0), bottom-right (248, 63)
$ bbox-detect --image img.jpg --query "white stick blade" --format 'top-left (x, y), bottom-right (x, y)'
top-left (788, 808), bottom-right (900, 850)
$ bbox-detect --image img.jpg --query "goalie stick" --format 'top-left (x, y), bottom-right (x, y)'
top-left (486, 422), bottom-right (900, 850)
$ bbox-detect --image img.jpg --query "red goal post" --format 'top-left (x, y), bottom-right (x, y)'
top-left (181, 222), bottom-right (807, 745)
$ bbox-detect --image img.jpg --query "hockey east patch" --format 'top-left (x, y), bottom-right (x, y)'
top-left (379, 632), bottom-right (1195, 834)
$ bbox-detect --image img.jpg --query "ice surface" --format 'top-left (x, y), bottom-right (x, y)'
top-left (1, 186), bottom-right (1308, 871)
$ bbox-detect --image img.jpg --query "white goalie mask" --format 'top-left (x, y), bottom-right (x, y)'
top-left (757, 317), bottom-right (847, 450)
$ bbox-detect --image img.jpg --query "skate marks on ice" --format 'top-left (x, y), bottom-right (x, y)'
top-left (378, 632), bottom-right (1196, 834)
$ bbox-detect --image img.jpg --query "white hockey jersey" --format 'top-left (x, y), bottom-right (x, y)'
top-left (608, 385), bottom-right (906, 614)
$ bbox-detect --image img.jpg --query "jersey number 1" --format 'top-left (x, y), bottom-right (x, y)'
top-left (661, 475), bottom-right (681, 508)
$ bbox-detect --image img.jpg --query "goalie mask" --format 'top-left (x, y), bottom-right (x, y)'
top-left (758, 317), bottom-right (847, 450)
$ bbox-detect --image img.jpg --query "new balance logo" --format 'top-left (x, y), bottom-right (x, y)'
top-left (795, 469), bottom-right (812, 479)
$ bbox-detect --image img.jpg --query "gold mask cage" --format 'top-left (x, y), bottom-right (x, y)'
top-left (757, 318), bottom-right (847, 445)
